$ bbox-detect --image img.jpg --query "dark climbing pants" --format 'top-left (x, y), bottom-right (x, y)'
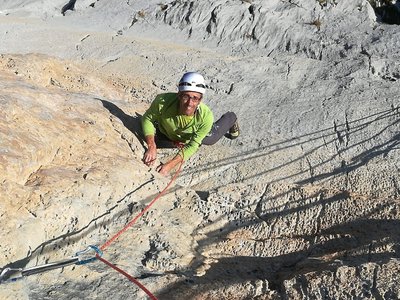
top-left (202, 111), bottom-right (237, 145)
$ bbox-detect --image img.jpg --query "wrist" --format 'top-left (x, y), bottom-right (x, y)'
top-left (145, 135), bottom-right (156, 148)
top-left (148, 143), bottom-right (156, 149)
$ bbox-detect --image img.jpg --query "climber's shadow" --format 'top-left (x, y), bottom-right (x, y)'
top-left (97, 98), bottom-right (145, 148)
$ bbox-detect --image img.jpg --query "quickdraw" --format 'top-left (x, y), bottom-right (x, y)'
top-left (0, 245), bottom-right (102, 284)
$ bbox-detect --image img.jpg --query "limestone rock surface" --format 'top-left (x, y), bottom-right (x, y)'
top-left (0, 0), bottom-right (399, 299)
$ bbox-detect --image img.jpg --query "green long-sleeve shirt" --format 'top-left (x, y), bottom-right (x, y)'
top-left (141, 93), bottom-right (214, 160)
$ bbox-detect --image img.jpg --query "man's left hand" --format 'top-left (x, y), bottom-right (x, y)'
top-left (156, 154), bottom-right (183, 176)
top-left (156, 163), bottom-right (173, 176)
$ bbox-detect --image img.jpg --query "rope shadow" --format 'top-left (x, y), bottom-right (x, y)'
top-left (191, 107), bottom-right (399, 194)
top-left (183, 106), bottom-right (399, 177)
top-left (298, 130), bottom-right (400, 185)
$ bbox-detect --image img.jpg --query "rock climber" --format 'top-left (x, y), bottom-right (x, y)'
top-left (141, 72), bottom-right (239, 176)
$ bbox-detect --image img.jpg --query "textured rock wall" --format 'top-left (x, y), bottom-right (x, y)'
top-left (0, 0), bottom-right (399, 299)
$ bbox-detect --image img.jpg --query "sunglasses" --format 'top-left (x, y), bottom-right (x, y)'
top-left (179, 93), bottom-right (202, 103)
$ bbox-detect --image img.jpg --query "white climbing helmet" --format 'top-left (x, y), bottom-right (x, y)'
top-left (178, 72), bottom-right (206, 94)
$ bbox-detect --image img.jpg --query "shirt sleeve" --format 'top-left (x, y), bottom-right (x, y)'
top-left (141, 96), bottom-right (161, 137)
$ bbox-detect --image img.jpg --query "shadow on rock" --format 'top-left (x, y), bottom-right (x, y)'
top-left (98, 98), bottom-right (146, 149)
top-left (187, 106), bottom-right (400, 192)
top-left (158, 194), bottom-right (400, 299)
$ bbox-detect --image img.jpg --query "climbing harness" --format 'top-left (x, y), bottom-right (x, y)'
top-left (1, 146), bottom-right (184, 300)
top-left (0, 245), bottom-right (102, 284)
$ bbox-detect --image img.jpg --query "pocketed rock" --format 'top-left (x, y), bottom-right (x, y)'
top-left (0, 0), bottom-right (399, 299)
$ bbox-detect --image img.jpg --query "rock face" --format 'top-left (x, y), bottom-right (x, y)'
top-left (0, 0), bottom-right (399, 299)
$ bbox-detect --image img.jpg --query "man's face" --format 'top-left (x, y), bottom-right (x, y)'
top-left (178, 91), bottom-right (202, 116)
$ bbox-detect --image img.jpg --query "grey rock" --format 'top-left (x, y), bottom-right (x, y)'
top-left (0, 0), bottom-right (399, 299)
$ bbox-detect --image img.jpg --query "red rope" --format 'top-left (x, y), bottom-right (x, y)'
top-left (96, 148), bottom-right (184, 300)
top-left (96, 254), bottom-right (157, 300)
top-left (100, 151), bottom-right (184, 251)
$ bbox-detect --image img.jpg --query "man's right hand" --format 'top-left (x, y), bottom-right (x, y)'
top-left (143, 145), bottom-right (157, 166)
top-left (143, 135), bottom-right (157, 166)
